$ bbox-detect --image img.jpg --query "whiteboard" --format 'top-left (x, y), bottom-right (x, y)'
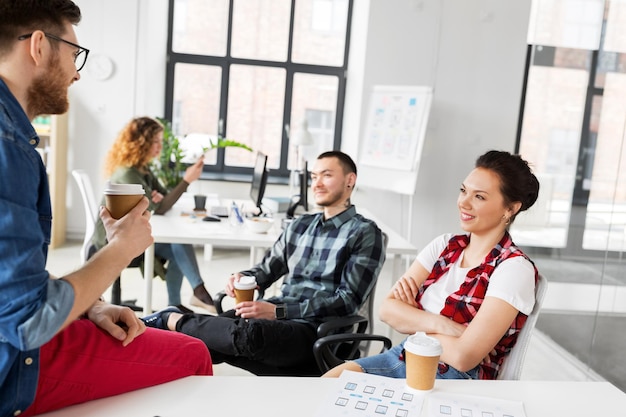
top-left (358, 85), bottom-right (432, 195)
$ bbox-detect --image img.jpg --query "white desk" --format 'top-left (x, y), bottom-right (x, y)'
top-left (38, 375), bottom-right (626, 416)
top-left (142, 195), bottom-right (416, 314)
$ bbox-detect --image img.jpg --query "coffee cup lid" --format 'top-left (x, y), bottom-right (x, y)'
top-left (104, 181), bottom-right (144, 195)
top-left (404, 332), bottom-right (442, 357)
top-left (234, 275), bottom-right (257, 290)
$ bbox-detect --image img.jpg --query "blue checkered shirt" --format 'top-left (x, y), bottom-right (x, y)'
top-left (241, 206), bottom-right (385, 323)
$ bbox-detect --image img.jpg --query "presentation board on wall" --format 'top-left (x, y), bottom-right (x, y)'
top-left (358, 85), bottom-right (433, 195)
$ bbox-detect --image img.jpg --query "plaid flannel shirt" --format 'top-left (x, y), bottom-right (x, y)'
top-left (241, 206), bottom-right (385, 324)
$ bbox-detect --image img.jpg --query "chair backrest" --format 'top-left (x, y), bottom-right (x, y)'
top-left (356, 230), bottom-right (387, 330)
top-left (354, 230), bottom-right (388, 357)
top-left (497, 273), bottom-right (548, 380)
top-left (71, 169), bottom-right (99, 263)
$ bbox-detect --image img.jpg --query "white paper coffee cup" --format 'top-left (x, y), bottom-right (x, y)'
top-left (404, 332), bottom-right (443, 392)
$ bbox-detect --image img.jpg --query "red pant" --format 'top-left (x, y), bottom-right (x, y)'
top-left (22, 319), bottom-right (212, 416)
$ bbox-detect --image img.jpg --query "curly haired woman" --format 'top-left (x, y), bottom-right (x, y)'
top-left (93, 116), bottom-right (216, 313)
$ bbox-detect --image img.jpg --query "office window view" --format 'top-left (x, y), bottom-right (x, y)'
top-left (514, 0), bottom-right (626, 391)
top-left (164, 0), bottom-right (351, 176)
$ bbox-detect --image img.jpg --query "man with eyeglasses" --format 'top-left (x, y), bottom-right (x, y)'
top-left (0, 2), bottom-right (213, 416)
top-left (17, 32), bottom-right (90, 72)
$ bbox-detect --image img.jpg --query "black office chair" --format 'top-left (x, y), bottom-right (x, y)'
top-left (212, 232), bottom-right (390, 376)
top-left (312, 325), bottom-right (393, 374)
top-left (214, 285), bottom-right (383, 376)
top-left (311, 232), bottom-right (394, 373)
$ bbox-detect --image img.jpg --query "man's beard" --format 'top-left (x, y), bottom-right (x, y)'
top-left (315, 188), bottom-right (344, 207)
top-left (27, 53), bottom-right (70, 117)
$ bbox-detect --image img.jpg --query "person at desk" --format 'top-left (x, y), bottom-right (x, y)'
top-left (324, 150), bottom-right (540, 380)
top-left (142, 151), bottom-right (386, 373)
top-left (0, 2), bottom-right (212, 416)
top-left (92, 116), bottom-right (217, 313)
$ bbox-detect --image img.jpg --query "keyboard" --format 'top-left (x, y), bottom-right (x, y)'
top-left (210, 205), bottom-right (230, 218)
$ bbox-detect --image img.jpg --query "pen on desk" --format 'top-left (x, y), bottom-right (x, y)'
top-left (231, 201), bottom-right (244, 224)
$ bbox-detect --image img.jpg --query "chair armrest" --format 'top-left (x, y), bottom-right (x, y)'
top-left (313, 333), bottom-right (394, 373)
top-left (214, 291), bottom-right (228, 314)
top-left (214, 288), bottom-right (267, 315)
top-left (316, 315), bottom-right (368, 338)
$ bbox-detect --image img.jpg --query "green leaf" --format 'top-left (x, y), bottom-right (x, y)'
top-left (208, 137), bottom-right (253, 152)
top-left (154, 117), bottom-right (184, 189)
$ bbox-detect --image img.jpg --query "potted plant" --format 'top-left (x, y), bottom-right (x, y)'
top-left (153, 117), bottom-right (252, 189)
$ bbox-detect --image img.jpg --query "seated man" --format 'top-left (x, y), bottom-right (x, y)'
top-left (142, 151), bottom-right (386, 374)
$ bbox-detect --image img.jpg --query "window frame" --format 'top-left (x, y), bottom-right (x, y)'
top-left (163, 0), bottom-right (353, 180)
top-left (516, 44), bottom-right (602, 207)
top-left (514, 11), bottom-right (625, 257)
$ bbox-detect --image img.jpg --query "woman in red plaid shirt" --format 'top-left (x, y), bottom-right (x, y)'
top-left (324, 150), bottom-right (540, 380)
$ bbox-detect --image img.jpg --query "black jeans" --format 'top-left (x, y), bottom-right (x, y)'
top-left (175, 310), bottom-right (317, 368)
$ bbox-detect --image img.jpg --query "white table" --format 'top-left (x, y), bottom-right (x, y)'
top-left (37, 375), bottom-right (626, 416)
top-left (142, 195), bottom-right (417, 314)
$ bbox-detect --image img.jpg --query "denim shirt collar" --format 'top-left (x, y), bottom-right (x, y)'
top-left (0, 78), bottom-right (39, 147)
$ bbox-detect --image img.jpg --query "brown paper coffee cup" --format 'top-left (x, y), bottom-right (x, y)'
top-left (234, 288), bottom-right (255, 304)
top-left (404, 332), bottom-right (442, 391)
top-left (234, 275), bottom-right (257, 304)
top-left (104, 182), bottom-right (145, 219)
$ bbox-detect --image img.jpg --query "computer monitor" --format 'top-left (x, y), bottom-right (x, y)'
top-left (249, 151), bottom-right (269, 215)
top-left (286, 161), bottom-right (308, 218)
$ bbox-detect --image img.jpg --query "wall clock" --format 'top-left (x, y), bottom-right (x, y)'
top-left (87, 54), bottom-right (114, 80)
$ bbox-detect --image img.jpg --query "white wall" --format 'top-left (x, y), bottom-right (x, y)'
top-left (65, 0), bottom-right (531, 250)
top-left (68, 0), bottom-right (168, 239)
top-left (344, 0), bottom-right (531, 249)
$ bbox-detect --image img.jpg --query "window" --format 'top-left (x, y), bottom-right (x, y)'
top-left (164, 0), bottom-right (352, 177)
top-left (303, 108), bottom-right (334, 162)
top-left (515, 1), bottom-right (626, 392)
top-left (514, 0), bottom-right (626, 253)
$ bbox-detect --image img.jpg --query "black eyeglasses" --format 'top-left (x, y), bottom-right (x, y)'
top-left (18, 32), bottom-right (90, 72)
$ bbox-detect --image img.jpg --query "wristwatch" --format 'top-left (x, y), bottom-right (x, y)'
top-left (275, 304), bottom-right (287, 320)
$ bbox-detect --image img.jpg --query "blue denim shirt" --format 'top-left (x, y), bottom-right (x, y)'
top-left (0, 79), bottom-right (75, 417)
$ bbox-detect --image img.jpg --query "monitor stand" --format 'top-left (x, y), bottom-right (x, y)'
top-left (285, 196), bottom-right (302, 219)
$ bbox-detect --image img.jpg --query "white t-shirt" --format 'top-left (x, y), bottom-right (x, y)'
top-left (416, 233), bottom-right (536, 316)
